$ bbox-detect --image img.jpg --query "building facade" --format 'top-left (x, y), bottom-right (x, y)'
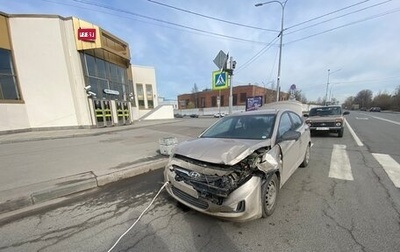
top-left (177, 84), bottom-right (288, 110)
top-left (0, 12), bottom-right (158, 133)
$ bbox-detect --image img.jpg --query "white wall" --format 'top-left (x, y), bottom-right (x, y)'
top-left (0, 104), bottom-right (30, 132)
top-left (8, 17), bottom-right (82, 128)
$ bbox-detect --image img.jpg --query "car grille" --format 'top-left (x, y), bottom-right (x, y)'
top-left (171, 186), bottom-right (209, 209)
top-left (311, 122), bottom-right (335, 127)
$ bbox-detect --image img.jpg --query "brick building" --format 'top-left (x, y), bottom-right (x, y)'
top-left (177, 84), bottom-right (288, 109)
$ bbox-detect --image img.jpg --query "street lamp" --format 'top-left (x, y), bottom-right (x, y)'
top-left (255, 0), bottom-right (288, 102)
top-left (325, 68), bottom-right (341, 105)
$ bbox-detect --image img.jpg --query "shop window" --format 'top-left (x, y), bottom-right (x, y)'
top-left (81, 52), bottom-right (129, 101)
top-left (0, 48), bottom-right (21, 101)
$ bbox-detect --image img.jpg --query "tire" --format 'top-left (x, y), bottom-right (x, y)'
top-left (338, 128), bottom-right (344, 138)
top-left (261, 174), bottom-right (279, 218)
top-left (300, 144), bottom-right (310, 167)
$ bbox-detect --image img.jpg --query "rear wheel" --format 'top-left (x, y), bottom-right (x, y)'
top-left (261, 174), bottom-right (279, 218)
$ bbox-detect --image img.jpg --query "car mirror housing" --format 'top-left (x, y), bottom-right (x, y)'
top-left (277, 130), bottom-right (301, 143)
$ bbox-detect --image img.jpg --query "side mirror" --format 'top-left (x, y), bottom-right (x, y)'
top-left (277, 130), bottom-right (301, 143)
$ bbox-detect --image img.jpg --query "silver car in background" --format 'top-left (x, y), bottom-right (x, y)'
top-left (164, 102), bottom-right (311, 222)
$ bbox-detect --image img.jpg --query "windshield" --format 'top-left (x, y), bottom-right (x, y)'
top-left (309, 107), bottom-right (341, 116)
top-left (201, 114), bottom-right (276, 140)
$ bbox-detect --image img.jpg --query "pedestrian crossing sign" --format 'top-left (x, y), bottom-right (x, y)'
top-left (212, 70), bottom-right (228, 90)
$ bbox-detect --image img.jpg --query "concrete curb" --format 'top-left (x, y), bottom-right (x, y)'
top-left (0, 157), bottom-right (168, 220)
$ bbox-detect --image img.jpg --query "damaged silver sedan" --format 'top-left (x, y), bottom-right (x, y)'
top-left (164, 102), bottom-right (311, 221)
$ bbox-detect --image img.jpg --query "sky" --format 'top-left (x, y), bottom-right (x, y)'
top-left (1, 0), bottom-right (400, 103)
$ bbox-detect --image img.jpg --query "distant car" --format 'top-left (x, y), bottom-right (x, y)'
top-left (213, 112), bottom-right (226, 118)
top-left (369, 107), bottom-right (381, 112)
top-left (304, 106), bottom-right (350, 137)
top-left (174, 113), bottom-right (184, 118)
top-left (164, 101), bottom-right (311, 221)
top-left (190, 114), bottom-right (199, 118)
top-left (360, 107), bottom-right (367, 111)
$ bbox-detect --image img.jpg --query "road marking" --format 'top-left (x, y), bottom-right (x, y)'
top-left (370, 116), bottom-right (400, 126)
top-left (329, 144), bottom-right (354, 181)
top-left (355, 117), bottom-right (369, 120)
top-left (372, 153), bottom-right (400, 188)
top-left (345, 119), bottom-right (364, 146)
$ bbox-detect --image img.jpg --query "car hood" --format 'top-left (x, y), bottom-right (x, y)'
top-left (173, 137), bottom-right (271, 165)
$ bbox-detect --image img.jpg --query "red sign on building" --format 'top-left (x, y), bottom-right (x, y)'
top-left (78, 28), bottom-right (96, 41)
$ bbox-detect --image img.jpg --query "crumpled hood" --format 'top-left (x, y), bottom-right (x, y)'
top-left (173, 137), bottom-right (271, 165)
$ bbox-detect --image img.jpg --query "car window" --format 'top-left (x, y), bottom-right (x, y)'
top-left (201, 114), bottom-right (275, 140)
top-left (309, 107), bottom-right (341, 116)
top-left (289, 112), bottom-right (302, 130)
top-left (278, 113), bottom-right (292, 138)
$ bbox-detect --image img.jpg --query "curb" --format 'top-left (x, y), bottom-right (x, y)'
top-left (0, 157), bottom-right (168, 221)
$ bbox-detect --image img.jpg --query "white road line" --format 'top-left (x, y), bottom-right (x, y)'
top-left (345, 119), bottom-right (364, 146)
top-left (329, 144), bottom-right (354, 181)
top-left (372, 153), bottom-right (400, 188)
top-left (370, 116), bottom-right (400, 126)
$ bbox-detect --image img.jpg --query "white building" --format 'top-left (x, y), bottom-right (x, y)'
top-left (0, 12), bottom-right (164, 134)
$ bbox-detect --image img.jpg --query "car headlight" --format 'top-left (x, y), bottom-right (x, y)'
top-left (335, 119), bottom-right (343, 127)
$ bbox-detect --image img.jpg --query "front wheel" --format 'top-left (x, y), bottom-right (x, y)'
top-left (338, 128), bottom-right (344, 138)
top-left (261, 174), bottom-right (279, 218)
top-left (300, 144), bottom-right (310, 167)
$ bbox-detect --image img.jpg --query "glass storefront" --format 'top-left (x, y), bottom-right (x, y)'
top-left (80, 52), bottom-right (132, 101)
top-left (0, 48), bottom-right (20, 101)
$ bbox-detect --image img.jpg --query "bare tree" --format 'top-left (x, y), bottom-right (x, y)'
top-left (355, 89), bottom-right (373, 108)
top-left (372, 92), bottom-right (392, 110)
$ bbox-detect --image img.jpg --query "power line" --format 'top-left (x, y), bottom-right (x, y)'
top-left (285, 7), bottom-right (400, 45)
top-left (68, 0), bottom-right (268, 45)
top-left (147, 0), bottom-right (279, 32)
top-left (286, 0), bottom-right (393, 35)
top-left (285, 0), bottom-right (372, 30)
top-left (235, 37), bottom-right (279, 73)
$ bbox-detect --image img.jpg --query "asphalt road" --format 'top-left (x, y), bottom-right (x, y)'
top-left (1, 116), bottom-right (400, 252)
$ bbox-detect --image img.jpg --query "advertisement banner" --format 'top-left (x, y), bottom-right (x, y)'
top-left (246, 96), bottom-right (263, 111)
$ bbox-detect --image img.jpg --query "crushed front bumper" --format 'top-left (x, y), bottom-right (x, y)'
top-left (164, 167), bottom-right (263, 222)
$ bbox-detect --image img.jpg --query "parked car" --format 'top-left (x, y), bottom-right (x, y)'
top-left (369, 107), bottom-right (381, 112)
top-left (164, 101), bottom-right (311, 221)
top-left (213, 112), bottom-right (226, 118)
top-left (304, 106), bottom-right (349, 137)
top-left (190, 114), bottom-right (199, 118)
top-left (174, 113), bottom-right (184, 118)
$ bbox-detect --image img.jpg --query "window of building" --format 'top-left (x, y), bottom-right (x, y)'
top-left (211, 96), bottom-right (217, 107)
top-left (200, 97), bottom-right (205, 108)
top-left (146, 84), bottom-right (154, 108)
top-left (240, 93), bottom-right (247, 103)
top-left (233, 94), bottom-right (237, 105)
top-left (0, 48), bottom-right (21, 101)
top-left (136, 83), bottom-right (145, 108)
top-left (80, 52), bottom-right (130, 101)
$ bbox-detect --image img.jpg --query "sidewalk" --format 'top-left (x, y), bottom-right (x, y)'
top-left (0, 119), bottom-right (182, 222)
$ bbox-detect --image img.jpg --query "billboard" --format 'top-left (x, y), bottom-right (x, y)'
top-left (246, 96), bottom-right (263, 111)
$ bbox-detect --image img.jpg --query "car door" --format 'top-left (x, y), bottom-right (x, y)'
top-left (288, 111), bottom-right (308, 167)
top-left (276, 112), bottom-right (300, 185)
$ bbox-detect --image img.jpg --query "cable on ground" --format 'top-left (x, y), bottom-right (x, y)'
top-left (107, 181), bottom-right (169, 252)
